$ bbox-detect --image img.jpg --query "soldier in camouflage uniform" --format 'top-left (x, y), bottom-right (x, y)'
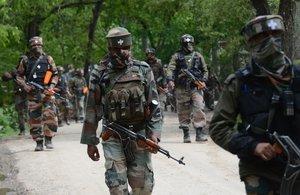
top-left (145, 48), bottom-right (167, 119)
top-left (203, 65), bottom-right (221, 110)
top-left (1, 66), bottom-right (27, 136)
top-left (54, 66), bottom-right (70, 126)
top-left (17, 36), bottom-right (58, 151)
top-left (167, 34), bottom-right (208, 143)
top-left (68, 68), bottom-right (87, 123)
top-left (81, 27), bottom-right (162, 195)
top-left (209, 15), bottom-right (300, 194)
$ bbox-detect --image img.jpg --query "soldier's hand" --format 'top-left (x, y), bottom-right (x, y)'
top-left (145, 135), bottom-right (159, 154)
top-left (87, 145), bottom-right (100, 161)
top-left (44, 88), bottom-right (55, 96)
top-left (168, 81), bottom-right (175, 90)
top-left (254, 142), bottom-right (276, 161)
top-left (24, 84), bottom-right (32, 93)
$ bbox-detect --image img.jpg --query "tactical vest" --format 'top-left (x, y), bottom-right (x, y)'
top-left (236, 65), bottom-right (300, 147)
top-left (174, 51), bottom-right (203, 87)
top-left (25, 54), bottom-right (49, 85)
top-left (100, 61), bottom-right (148, 125)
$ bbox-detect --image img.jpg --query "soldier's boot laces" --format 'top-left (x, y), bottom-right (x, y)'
top-left (45, 136), bottom-right (54, 149)
top-left (35, 140), bottom-right (44, 151)
top-left (183, 128), bottom-right (191, 143)
top-left (195, 127), bottom-right (208, 142)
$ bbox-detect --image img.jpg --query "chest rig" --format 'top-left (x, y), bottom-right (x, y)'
top-left (236, 64), bottom-right (300, 146)
top-left (25, 54), bottom-right (49, 85)
top-left (100, 62), bottom-right (147, 125)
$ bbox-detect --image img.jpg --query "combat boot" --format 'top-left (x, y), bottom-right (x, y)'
top-left (45, 136), bottom-right (54, 149)
top-left (182, 127), bottom-right (191, 143)
top-left (195, 127), bottom-right (208, 142)
top-left (35, 140), bottom-right (44, 151)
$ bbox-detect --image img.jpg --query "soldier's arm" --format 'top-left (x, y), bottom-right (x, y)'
top-left (16, 56), bottom-right (27, 87)
top-left (80, 68), bottom-right (102, 145)
top-left (166, 54), bottom-right (177, 82)
top-left (198, 53), bottom-right (208, 82)
top-left (47, 56), bottom-right (58, 89)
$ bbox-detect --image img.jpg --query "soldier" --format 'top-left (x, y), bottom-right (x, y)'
top-left (80, 27), bottom-right (162, 195)
top-left (54, 66), bottom-right (70, 126)
top-left (167, 34), bottom-right (208, 143)
top-left (203, 65), bottom-right (221, 110)
top-left (68, 68), bottom-right (87, 123)
top-left (16, 36), bottom-right (58, 151)
top-left (209, 15), bottom-right (300, 194)
top-left (145, 48), bottom-right (167, 119)
top-left (1, 65), bottom-right (27, 136)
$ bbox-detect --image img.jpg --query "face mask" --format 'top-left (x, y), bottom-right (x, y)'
top-left (251, 35), bottom-right (285, 71)
top-left (110, 48), bottom-right (132, 69)
top-left (182, 42), bottom-right (193, 53)
top-left (31, 47), bottom-right (43, 55)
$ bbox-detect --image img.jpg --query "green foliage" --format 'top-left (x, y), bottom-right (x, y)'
top-left (0, 105), bottom-right (19, 137)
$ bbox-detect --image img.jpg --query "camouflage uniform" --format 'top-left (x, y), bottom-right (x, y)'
top-left (17, 36), bottom-right (58, 151)
top-left (55, 66), bottom-right (70, 126)
top-left (145, 48), bottom-right (167, 119)
top-left (1, 68), bottom-right (27, 135)
top-left (167, 34), bottom-right (208, 143)
top-left (81, 27), bottom-right (162, 195)
top-left (68, 68), bottom-right (87, 123)
top-left (209, 15), bottom-right (300, 194)
top-left (203, 66), bottom-right (221, 110)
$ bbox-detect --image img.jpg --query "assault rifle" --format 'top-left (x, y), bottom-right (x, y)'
top-left (271, 132), bottom-right (300, 195)
top-left (103, 122), bottom-right (185, 165)
top-left (181, 69), bottom-right (207, 91)
top-left (27, 81), bottom-right (66, 101)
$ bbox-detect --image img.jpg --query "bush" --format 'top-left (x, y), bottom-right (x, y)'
top-left (0, 105), bottom-right (19, 137)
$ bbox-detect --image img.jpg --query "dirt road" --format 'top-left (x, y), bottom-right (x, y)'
top-left (0, 110), bottom-right (244, 195)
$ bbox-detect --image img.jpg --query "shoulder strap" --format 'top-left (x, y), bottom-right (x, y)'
top-left (28, 55), bottom-right (43, 80)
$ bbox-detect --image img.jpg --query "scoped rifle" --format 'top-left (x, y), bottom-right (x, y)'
top-left (27, 81), bottom-right (66, 101)
top-left (102, 122), bottom-right (185, 165)
top-left (181, 69), bottom-right (207, 91)
top-left (271, 131), bottom-right (300, 195)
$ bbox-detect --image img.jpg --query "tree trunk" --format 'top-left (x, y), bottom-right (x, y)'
top-left (279, 0), bottom-right (296, 60)
top-left (250, 0), bottom-right (270, 15)
top-left (84, 0), bottom-right (103, 80)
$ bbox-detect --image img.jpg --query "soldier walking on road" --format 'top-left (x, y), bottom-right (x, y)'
top-left (81, 27), bottom-right (162, 195)
top-left (209, 15), bottom-right (300, 194)
top-left (145, 48), bottom-right (167, 120)
top-left (1, 66), bottom-right (27, 136)
top-left (16, 36), bottom-right (58, 151)
top-left (167, 34), bottom-right (208, 143)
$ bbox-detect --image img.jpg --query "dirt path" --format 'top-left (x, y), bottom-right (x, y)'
top-left (0, 110), bottom-right (244, 195)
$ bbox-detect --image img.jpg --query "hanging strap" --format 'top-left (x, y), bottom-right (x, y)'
top-left (28, 55), bottom-right (42, 81)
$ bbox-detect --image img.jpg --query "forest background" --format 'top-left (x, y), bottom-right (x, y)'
top-left (0, 0), bottom-right (300, 134)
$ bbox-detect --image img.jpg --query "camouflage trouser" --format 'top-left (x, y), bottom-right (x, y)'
top-left (56, 97), bottom-right (69, 123)
top-left (102, 130), bottom-right (154, 195)
top-left (158, 92), bottom-right (166, 119)
top-left (175, 87), bottom-right (206, 128)
top-left (15, 93), bottom-right (27, 132)
top-left (243, 175), bottom-right (300, 195)
top-left (27, 92), bottom-right (58, 141)
top-left (73, 95), bottom-right (85, 121)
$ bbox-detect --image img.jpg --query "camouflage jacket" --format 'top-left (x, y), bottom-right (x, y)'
top-left (68, 75), bottom-right (87, 96)
top-left (145, 57), bottom-right (167, 89)
top-left (80, 56), bottom-right (162, 145)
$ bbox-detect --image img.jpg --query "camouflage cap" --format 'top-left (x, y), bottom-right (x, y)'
top-left (241, 15), bottom-right (285, 41)
top-left (106, 27), bottom-right (131, 48)
top-left (29, 36), bottom-right (43, 46)
top-left (146, 48), bottom-right (155, 54)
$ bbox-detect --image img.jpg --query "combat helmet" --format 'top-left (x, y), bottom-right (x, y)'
top-left (181, 34), bottom-right (194, 45)
top-left (146, 48), bottom-right (155, 55)
top-left (106, 27), bottom-right (131, 48)
top-left (29, 36), bottom-right (43, 46)
top-left (241, 15), bottom-right (285, 41)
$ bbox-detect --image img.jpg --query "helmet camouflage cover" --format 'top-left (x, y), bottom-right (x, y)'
top-left (146, 48), bottom-right (155, 54)
top-left (106, 27), bottom-right (132, 48)
top-left (241, 15), bottom-right (285, 41)
top-left (29, 36), bottom-right (43, 46)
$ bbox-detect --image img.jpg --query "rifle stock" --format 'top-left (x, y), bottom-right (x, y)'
top-left (103, 122), bottom-right (185, 165)
top-left (271, 132), bottom-right (300, 195)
